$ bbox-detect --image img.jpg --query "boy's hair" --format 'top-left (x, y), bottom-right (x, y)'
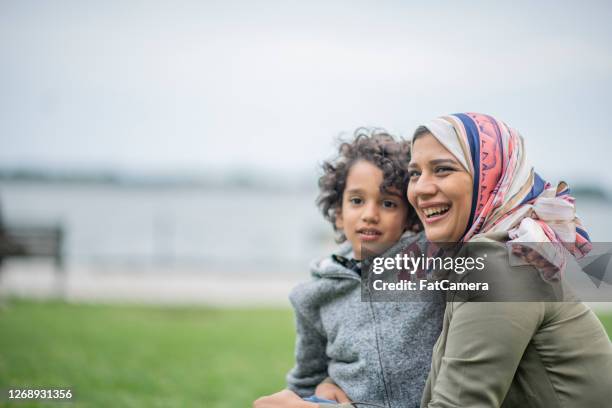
top-left (317, 127), bottom-right (422, 242)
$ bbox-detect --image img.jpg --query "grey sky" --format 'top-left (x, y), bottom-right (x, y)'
top-left (1, 0), bottom-right (611, 186)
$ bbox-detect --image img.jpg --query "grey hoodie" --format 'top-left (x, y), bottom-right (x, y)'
top-left (286, 234), bottom-right (445, 408)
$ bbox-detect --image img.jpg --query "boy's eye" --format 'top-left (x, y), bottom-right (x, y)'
top-left (349, 197), bottom-right (363, 205)
top-left (382, 200), bottom-right (398, 209)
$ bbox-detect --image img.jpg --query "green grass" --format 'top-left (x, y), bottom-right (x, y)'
top-left (0, 300), bottom-right (295, 407)
top-left (1, 300), bottom-right (611, 407)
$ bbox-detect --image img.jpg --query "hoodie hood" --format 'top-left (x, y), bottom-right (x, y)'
top-left (310, 241), bottom-right (359, 280)
top-left (310, 231), bottom-right (424, 280)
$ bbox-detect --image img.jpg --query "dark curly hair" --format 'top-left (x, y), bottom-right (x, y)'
top-left (317, 127), bottom-right (422, 242)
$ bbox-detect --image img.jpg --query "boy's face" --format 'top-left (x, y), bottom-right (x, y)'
top-left (335, 160), bottom-right (409, 260)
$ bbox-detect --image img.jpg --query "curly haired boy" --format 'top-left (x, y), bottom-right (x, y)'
top-left (254, 129), bottom-right (444, 408)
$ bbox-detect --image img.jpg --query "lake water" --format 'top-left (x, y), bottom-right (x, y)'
top-left (1, 182), bottom-right (611, 275)
top-left (0, 182), bottom-right (335, 275)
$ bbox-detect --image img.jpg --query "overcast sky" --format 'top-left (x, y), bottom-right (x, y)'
top-left (1, 0), bottom-right (611, 186)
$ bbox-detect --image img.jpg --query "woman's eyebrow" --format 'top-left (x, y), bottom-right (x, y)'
top-left (429, 158), bottom-right (458, 166)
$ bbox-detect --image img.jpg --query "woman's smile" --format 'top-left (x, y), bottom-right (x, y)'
top-left (419, 202), bottom-right (452, 223)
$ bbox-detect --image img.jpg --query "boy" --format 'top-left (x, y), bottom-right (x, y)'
top-left (254, 129), bottom-right (444, 408)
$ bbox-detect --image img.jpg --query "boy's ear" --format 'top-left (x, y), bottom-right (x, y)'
top-left (335, 210), bottom-right (344, 230)
top-left (403, 215), bottom-right (411, 231)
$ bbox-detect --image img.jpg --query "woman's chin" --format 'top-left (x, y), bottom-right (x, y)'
top-left (424, 230), bottom-right (454, 244)
top-left (424, 229), bottom-right (444, 243)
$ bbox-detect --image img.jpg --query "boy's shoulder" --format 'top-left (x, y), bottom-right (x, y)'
top-left (308, 241), bottom-right (356, 278)
top-left (288, 242), bottom-right (360, 308)
top-left (289, 232), bottom-right (425, 303)
top-left (306, 231), bottom-right (424, 279)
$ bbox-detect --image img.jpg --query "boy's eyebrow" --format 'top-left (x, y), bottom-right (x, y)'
top-left (383, 190), bottom-right (403, 198)
top-left (346, 188), bottom-right (403, 199)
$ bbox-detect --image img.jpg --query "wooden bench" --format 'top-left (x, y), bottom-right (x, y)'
top-left (0, 224), bottom-right (64, 267)
top-left (0, 223), bottom-right (66, 296)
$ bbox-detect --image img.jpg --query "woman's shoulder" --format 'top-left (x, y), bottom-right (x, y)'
top-left (466, 231), bottom-right (509, 248)
top-left (458, 232), bottom-right (563, 302)
top-left (461, 231), bottom-right (514, 274)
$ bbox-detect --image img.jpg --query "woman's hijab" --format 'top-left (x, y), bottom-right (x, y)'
top-left (414, 112), bottom-right (591, 279)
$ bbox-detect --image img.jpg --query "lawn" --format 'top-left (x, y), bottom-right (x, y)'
top-left (0, 300), bottom-right (294, 408)
top-left (1, 300), bottom-right (611, 407)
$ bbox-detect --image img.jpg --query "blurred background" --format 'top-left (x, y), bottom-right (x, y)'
top-left (1, 1), bottom-right (611, 406)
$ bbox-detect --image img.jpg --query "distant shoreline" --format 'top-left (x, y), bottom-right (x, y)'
top-left (0, 170), bottom-right (316, 193)
top-left (1, 170), bottom-right (609, 200)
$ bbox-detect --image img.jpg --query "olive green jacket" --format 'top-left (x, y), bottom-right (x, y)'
top-left (421, 234), bottom-right (612, 408)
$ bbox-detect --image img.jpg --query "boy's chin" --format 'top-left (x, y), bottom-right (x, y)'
top-left (359, 241), bottom-right (394, 258)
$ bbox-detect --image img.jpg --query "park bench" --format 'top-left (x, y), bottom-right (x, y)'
top-left (0, 221), bottom-right (66, 296)
top-left (0, 223), bottom-right (64, 269)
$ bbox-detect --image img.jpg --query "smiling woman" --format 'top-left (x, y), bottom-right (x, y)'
top-left (410, 112), bottom-right (612, 408)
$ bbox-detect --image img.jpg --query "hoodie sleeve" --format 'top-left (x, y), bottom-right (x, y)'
top-left (286, 289), bottom-right (329, 397)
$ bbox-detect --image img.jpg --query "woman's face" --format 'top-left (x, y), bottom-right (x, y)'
top-left (407, 132), bottom-right (473, 243)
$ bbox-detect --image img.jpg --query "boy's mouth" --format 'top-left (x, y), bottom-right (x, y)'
top-left (357, 228), bottom-right (383, 242)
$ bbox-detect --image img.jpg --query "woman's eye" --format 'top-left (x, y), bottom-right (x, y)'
top-left (435, 166), bottom-right (454, 174)
top-left (349, 197), bottom-right (363, 205)
top-left (382, 200), bottom-right (397, 208)
top-left (408, 170), bottom-right (420, 178)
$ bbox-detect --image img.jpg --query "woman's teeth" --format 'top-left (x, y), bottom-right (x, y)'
top-left (423, 206), bottom-right (450, 218)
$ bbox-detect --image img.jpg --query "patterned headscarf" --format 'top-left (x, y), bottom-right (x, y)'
top-left (414, 112), bottom-right (591, 279)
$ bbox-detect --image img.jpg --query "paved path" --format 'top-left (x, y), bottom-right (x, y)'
top-left (0, 260), bottom-right (301, 307)
top-left (2, 260), bottom-right (612, 312)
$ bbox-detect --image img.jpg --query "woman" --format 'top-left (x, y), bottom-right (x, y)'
top-left (408, 112), bottom-right (612, 407)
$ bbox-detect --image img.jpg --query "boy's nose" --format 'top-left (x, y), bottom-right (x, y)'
top-left (361, 202), bottom-right (380, 223)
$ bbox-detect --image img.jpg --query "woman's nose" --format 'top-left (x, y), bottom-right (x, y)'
top-left (412, 173), bottom-right (438, 197)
